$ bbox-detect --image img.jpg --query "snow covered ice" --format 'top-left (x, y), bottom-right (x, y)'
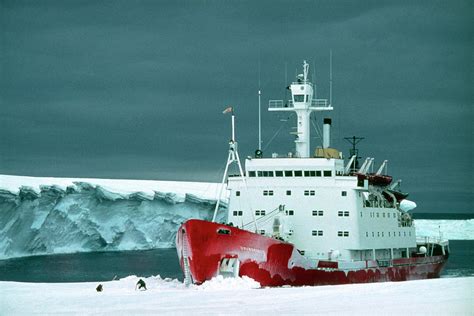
top-left (0, 174), bottom-right (472, 259)
top-left (0, 276), bottom-right (472, 315)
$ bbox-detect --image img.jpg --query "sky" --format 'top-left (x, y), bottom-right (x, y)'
top-left (0, 0), bottom-right (472, 214)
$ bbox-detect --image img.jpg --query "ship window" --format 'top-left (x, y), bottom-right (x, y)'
top-left (343, 231), bottom-right (349, 237)
top-left (233, 211), bottom-right (243, 216)
top-left (344, 211), bottom-right (349, 217)
top-left (318, 230), bottom-right (323, 236)
top-left (304, 190), bottom-right (315, 196)
top-left (263, 190), bottom-right (274, 196)
top-left (366, 232), bottom-right (369, 237)
top-left (318, 210), bottom-right (323, 216)
top-left (372, 232), bottom-right (375, 237)
top-left (259, 230), bottom-right (266, 235)
top-left (383, 213), bottom-right (385, 218)
top-left (389, 232), bottom-right (391, 237)
top-left (376, 213), bottom-right (379, 218)
top-left (261, 210), bottom-right (266, 216)
top-left (388, 213), bottom-right (390, 218)
top-left (255, 210), bottom-right (260, 216)
top-left (249, 171), bottom-right (256, 177)
top-left (298, 250), bottom-right (305, 255)
top-left (312, 230), bottom-right (323, 236)
top-left (323, 170), bottom-right (332, 177)
top-left (338, 231), bottom-right (343, 237)
top-left (338, 211), bottom-right (343, 217)
top-left (217, 228), bottom-right (231, 235)
top-left (294, 170), bottom-right (303, 177)
top-left (294, 94), bottom-right (304, 102)
top-left (286, 190), bottom-right (291, 196)
top-left (378, 232), bottom-right (380, 237)
top-left (382, 232), bottom-right (384, 237)
top-left (286, 210), bottom-right (294, 216)
top-left (341, 191), bottom-right (347, 196)
top-left (275, 171), bottom-right (283, 177)
top-left (236, 191), bottom-right (240, 196)
top-left (285, 170), bottom-right (293, 177)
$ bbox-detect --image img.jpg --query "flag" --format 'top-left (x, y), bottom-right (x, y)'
top-left (222, 106), bottom-right (233, 114)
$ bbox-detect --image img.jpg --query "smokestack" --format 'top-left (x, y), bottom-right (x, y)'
top-left (323, 118), bottom-right (331, 148)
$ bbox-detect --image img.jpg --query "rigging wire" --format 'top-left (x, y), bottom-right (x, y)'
top-left (262, 114), bottom-right (292, 152)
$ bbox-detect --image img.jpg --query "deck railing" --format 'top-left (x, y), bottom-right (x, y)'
top-left (268, 99), bottom-right (330, 109)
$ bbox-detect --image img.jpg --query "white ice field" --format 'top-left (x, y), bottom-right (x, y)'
top-left (1, 276), bottom-right (472, 315)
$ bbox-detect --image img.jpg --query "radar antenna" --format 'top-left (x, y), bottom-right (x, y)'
top-left (344, 136), bottom-right (364, 172)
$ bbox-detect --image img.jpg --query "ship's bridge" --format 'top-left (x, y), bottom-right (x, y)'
top-left (244, 157), bottom-right (346, 178)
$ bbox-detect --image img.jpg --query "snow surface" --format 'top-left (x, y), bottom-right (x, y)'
top-left (0, 276), bottom-right (472, 315)
top-left (0, 174), bottom-right (472, 260)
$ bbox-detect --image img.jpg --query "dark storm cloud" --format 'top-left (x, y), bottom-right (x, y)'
top-left (0, 0), bottom-right (472, 213)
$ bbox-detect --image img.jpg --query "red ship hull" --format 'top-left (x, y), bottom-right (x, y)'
top-left (176, 219), bottom-right (448, 287)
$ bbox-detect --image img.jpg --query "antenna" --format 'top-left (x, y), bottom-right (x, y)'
top-left (329, 49), bottom-right (333, 106)
top-left (258, 58), bottom-right (262, 151)
top-left (313, 60), bottom-right (317, 98)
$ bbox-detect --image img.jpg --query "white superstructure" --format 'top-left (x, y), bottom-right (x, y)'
top-left (224, 61), bottom-right (416, 262)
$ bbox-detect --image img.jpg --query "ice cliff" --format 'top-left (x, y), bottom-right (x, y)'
top-left (0, 175), bottom-right (227, 259)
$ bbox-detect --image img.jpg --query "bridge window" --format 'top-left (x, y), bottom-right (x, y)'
top-left (294, 95), bottom-right (304, 102)
top-left (286, 190), bottom-right (291, 196)
top-left (323, 170), bottom-right (332, 177)
top-left (275, 171), bottom-right (283, 177)
top-left (286, 210), bottom-right (294, 216)
top-left (248, 171), bottom-right (256, 177)
top-left (285, 170), bottom-right (293, 177)
top-left (294, 170), bottom-right (303, 177)
top-left (341, 191), bottom-right (347, 196)
top-left (236, 191), bottom-right (240, 196)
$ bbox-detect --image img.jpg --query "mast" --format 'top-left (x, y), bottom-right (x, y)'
top-left (268, 61), bottom-right (333, 158)
top-left (344, 136), bottom-right (364, 171)
top-left (212, 107), bottom-right (258, 231)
